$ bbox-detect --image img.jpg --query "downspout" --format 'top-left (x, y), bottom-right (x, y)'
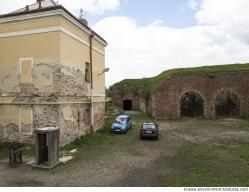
top-left (89, 31), bottom-right (95, 134)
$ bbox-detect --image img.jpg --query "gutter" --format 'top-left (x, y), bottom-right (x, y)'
top-left (90, 31), bottom-right (95, 134)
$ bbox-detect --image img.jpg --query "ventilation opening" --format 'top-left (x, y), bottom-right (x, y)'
top-left (123, 100), bottom-right (133, 111)
top-left (215, 91), bottom-right (240, 117)
top-left (181, 92), bottom-right (204, 117)
top-left (38, 133), bottom-right (48, 165)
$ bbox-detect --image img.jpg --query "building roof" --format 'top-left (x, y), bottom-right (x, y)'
top-left (111, 63), bottom-right (249, 97)
top-left (12, 0), bottom-right (58, 13)
top-left (0, 0), bottom-right (107, 45)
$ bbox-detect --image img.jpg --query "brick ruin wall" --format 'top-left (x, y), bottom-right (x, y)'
top-left (112, 89), bottom-right (152, 114)
top-left (112, 90), bottom-right (140, 111)
top-left (0, 62), bottom-right (106, 146)
top-left (152, 73), bottom-right (249, 119)
top-left (112, 72), bottom-right (249, 119)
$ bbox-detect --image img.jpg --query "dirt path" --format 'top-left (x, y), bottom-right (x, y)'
top-left (0, 118), bottom-right (249, 187)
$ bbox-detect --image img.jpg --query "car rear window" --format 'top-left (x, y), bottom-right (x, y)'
top-left (116, 117), bottom-right (127, 123)
top-left (143, 124), bottom-right (156, 129)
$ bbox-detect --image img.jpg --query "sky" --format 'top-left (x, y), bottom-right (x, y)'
top-left (1, 0), bottom-right (249, 86)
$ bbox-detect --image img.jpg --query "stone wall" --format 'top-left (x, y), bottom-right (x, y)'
top-left (152, 72), bottom-right (249, 119)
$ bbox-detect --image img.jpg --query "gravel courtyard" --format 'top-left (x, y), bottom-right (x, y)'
top-left (1, 115), bottom-right (249, 187)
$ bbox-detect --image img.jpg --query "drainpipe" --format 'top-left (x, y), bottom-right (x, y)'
top-left (89, 31), bottom-right (95, 134)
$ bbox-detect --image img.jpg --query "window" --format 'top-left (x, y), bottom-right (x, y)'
top-left (19, 106), bottom-right (33, 135)
top-left (85, 62), bottom-right (91, 82)
top-left (20, 58), bottom-right (33, 83)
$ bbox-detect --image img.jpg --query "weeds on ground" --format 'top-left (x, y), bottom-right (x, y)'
top-left (162, 142), bottom-right (249, 187)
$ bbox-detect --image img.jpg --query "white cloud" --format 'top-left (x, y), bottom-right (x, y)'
top-left (196, 0), bottom-right (249, 25)
top-left (0, 0), bottom-right (34, 14)
top-left (59, 0), bottom-right (120, 15)
top-left (93, 0), bottom-right (249, 86)
top-left (0, 0), bottom-right (120, 15)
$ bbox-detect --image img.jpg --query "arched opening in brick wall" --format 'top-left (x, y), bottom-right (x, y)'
top-left (180, 92), bottom-right (204, 117)
top-left (215, 91), bottom-right (240, 117)
top-left (123, 100), bottom-right (133, 111)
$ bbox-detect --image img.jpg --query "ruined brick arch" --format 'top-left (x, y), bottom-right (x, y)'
top-left (215, 90), bottom-right (240, 117)
top-left (180, 91), bottom-right (204, 117)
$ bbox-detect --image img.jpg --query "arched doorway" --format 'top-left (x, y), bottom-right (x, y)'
top-left (123, 100), bottom-right (133, 111)
top-left (181, 92), bottom-right (204, 117)
top-left (215, 91), bottom-right (240, 117)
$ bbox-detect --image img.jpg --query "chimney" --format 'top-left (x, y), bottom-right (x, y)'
top-left (79, 9), bottom-right (88, 26)
top-left (79, 18), bottom-right (88, 26)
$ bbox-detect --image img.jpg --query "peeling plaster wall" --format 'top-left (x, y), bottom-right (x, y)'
top-left (92, 102), bottom-right (105, 132)
top-left (0, 105), bottom-right (19, 142)
top-left (59, 104), bottom-right (91, 146)
top-left (0, 103), bottom-right (94, 146)
top-left (0, 16), bottom-right (106, 146)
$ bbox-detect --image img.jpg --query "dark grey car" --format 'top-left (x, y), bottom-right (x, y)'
top-left (140, 122), bottom-right (159, 140)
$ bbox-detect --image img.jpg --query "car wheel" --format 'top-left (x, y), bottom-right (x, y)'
top-left (155, 135), bottom-right (159, 140)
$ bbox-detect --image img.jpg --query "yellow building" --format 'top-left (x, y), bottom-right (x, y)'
top-left (0, 0), bottom-right (107, 145)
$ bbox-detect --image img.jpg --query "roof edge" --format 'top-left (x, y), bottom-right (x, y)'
top-left (0, 5), bottom-right (107, 46)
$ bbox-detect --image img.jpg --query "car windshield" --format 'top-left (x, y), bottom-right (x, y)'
top-left (143, 124), bottom-right (155, 129)
top-left (115, 117), bottom-right (127, 124)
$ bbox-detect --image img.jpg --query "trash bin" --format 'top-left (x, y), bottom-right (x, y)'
top-left (9, 143), bottom-right (22, 165)
top-left (35, 127), bottom-right (60, 169)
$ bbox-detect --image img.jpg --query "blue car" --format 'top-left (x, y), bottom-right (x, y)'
top-left (111, 115), bottom-right (132, 133)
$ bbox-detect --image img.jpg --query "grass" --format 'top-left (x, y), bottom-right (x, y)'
top-left (63, 113), bottom-right (152, 153)
top-left (161, 142), bottom-right (249, 187)
top-left (0, 143), bottom-right (8, 160)
top-left (0, 143), bottom-right (34, 160)
top-left (106, 104), bottom-right (123, 116)
top-left (111, 63), bottom-right (249, 97)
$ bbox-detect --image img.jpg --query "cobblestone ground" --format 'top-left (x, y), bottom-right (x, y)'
top-left (0, 118), bottom-right (249, 187)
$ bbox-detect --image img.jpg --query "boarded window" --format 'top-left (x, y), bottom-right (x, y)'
top-left (85, 62), bottom-right (91, 82)
top-left (20, 107), bottom-right (33, 134)
top-left (20, 58), bottom-right (33, 83)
